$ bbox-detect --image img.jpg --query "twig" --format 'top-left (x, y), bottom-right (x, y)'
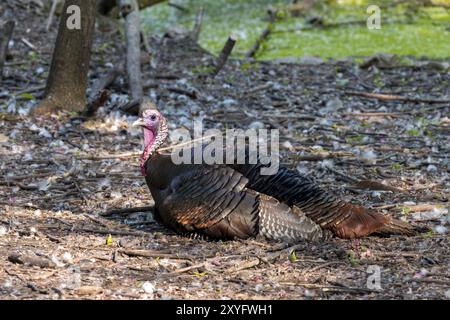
top-left (167, 262), bottom-right (206, 275)
top-left (404, 278), bottom-right (450, 286)
top-left (20, 38), bottom-right (37, 51)
top-left (8, 252), bottom-right (56, 269)
top-left (306, 261), bottom-right (344, 272)
top-left (166, 86), bottom-right (198, 99)
top-left (76, 151), bottom-right (140, 160)
top-left (119, 249), bottom-right (193, 261)
top-left (46, 0), bottom-right (59, 31)
top-left (191, 6), bottom-right (204, 42)
top-left (325, 166), bottom-right (359, 183)
top-left (88, 65), bottom-right (123, 102)
top-left (227, 258), bottom-right (260, 273)
top-left (140, 30), bottom-right (152, 54)
top-left (0, 180), bottom-right (38, 190)
top-left (247, 83), bottom-right (272, 95)
top-left (157, 133), bottom-right (217, 152)
top-left (83, 89), bottom-right (110, 117)
top-left (43, 224), bottom-right (150, 237)
top-left (246, 9), bottom-right (277, 59)
top-left (209, 34), bottom-right (237, 78)
top-left (344, 112), bottom-right (408, 117)
top-left (168, 2), bottom-right (189, 12)
top-left (14, 84), bottom-right (46, 96)
top-left (120, 98), bottom-right (141, 114)
top-left (101, 206), bottom-right (155, 217)
top-left (344, 91), bottom-right (450, 104)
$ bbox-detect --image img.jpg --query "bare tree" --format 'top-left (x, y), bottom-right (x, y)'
top-left (0, 21), bottom-right (15, 81)
top-left (34, 0), bottom-right (96, 115)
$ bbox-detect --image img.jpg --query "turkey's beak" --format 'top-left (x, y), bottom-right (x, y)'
top-left (132, 118), bottom-right (145, 128)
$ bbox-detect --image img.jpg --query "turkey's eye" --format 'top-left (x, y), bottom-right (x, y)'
top-left (150, 114), bottom-right (157, 121)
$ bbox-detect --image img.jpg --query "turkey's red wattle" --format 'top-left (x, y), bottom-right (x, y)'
top-left (140, 128), bottom-right (156, 176)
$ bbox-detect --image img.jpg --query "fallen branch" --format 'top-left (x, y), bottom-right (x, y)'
top-left (344, 112), bottom-right (408, 117)
top-left (168, 1), bottom-right (189, 12)
top-left (20, 38), bottom-right (37, 52)
top-left (325, 166), bottom-right (359, 183)
top-left (191, 6), bottom-right (204, 42)
top-left (157, 134), bottom-right (217, 153)
top-left (166, 86), bottom-right (198, 99)
top-left (83, 89), bottom-right (110, 117)
top-left (14, 84), bottom-right (46, 96)
top-left (344, 91), bottom-right (450, 104)
top-left (246, 10), bottom-right (276, 59)
top-left (0, 20), bottom-right (15, 80)
top-left (43, 224), bottom-right (150, 237)
top-left (101, 206), bottom-right (155, 217)
top-left (120, 98), bottom-right (142, 114)
top-left (88, 65), bottom-right (123, 102)
top-left (77, 151), bottom-right (140, 160)
top-left (403, 278), bottom-right (450, 286)
top-left (45, 0), bottom-right (59, 31)
top-left (8, 252), bottom-right (56, 269)
top-left (0, 180), bottom-right (39, 190)
top-left (352, 180), bottom-right (404, 193)
top-left (119, 249), bottom-right (193, 261)
top-left (209, 34), bottom-right (237, 78)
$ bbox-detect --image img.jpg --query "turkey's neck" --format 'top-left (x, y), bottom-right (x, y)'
top-left (141, 118), bottom-right (168, 176)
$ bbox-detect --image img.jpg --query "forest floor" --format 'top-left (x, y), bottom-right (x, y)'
top-left (0, 3), bottom-right (449, 300)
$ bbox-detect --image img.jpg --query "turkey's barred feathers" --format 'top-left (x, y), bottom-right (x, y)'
top-left (258, 195), bottom-right (323, 242)
top-left (232, 161), bottom-right (413, 238)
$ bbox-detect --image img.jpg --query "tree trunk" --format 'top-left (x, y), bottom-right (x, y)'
top-left (0, 21), bottom-right (15, 81)
top-left (120, 0), bottom-right (143, 101)
top-left (34, 0), bottom-right (96, 115)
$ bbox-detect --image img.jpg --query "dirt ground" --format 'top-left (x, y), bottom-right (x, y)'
top-left (0, 2), bottom-right (449, 300)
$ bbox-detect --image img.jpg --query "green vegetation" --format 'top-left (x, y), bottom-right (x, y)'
top-left (141, 0), bottom-right (450, 59)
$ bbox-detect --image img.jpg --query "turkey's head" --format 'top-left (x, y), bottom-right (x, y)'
top-left (133, 107), bottom-right (168, 176)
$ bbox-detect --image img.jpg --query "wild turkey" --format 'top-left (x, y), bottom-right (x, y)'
top-left (132, 100), bottom-right (414, 241)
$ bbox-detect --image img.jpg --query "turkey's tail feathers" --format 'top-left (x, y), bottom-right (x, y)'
top-left (374, 216), bottom-right (416, 237)
top-left (329, 205), bottom-right (415, 238)
top-left (258, 195), bottom-right (324, 242)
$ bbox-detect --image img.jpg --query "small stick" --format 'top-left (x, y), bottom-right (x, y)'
top-left (209, 34), bottom-right (237, 78)
top-left (168, 2), bottom-right (189, 12)
top-left (77, 151), bottom-right (140, 160)
top-left (43, 224), bottom-right (150, 237)
top-left (46, 0), bottom-right (59, 31)
top-left (21, 38), bottom-right (37, 51)
top-left (88, 65), bottom-right (123, 102)
top-left (83, 89), bottom-right (110, 117)
top-left (191, 6), bottom-right (204, 42)
top-left (166, 86), bottom-right (198, 99)
top-left (119, 249), bottom-right (193, 261)
top-left (140, 30), bottom-right (152, 54)
top-left (344, 91), bottom-right (450, 104)
top-left (325, 166), bottom-right (359, 183)
top-left (101, 206), bottom-right (155, 217)
top-left (14, 84), bottom-right (46, 96)
top-left (246, 9), bottom-right (277, 59)
top-left (157, 134), bottom-right (218, 152)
